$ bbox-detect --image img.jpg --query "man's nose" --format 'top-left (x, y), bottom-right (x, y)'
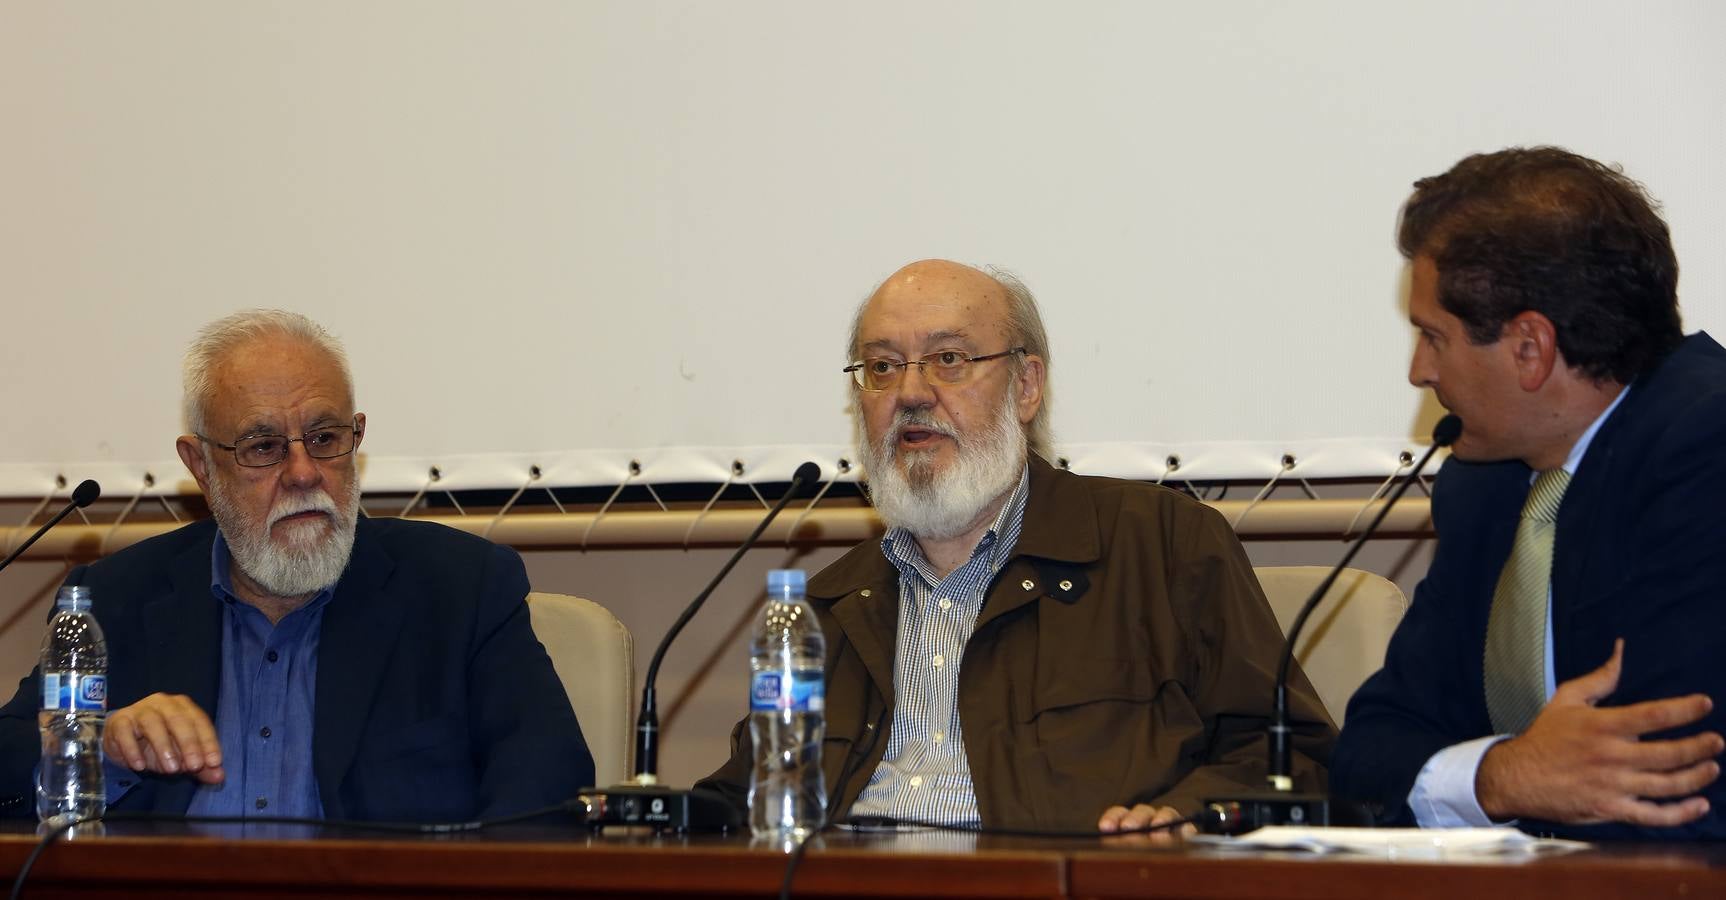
top-left (278, 439), bottom-right (324, 489)
top-left (895, 362), bottom-right (938, 409)
top-left (1408, 344), bottom-right (1436, 388)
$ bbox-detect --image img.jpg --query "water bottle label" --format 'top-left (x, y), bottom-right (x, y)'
top-left (750, 670), bottom-right (825, 713)
top-left (41, 673), bottom-right (107, 712)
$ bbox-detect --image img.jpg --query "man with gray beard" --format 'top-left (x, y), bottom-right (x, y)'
top-left (0, 310), bottom-right (592, 822)
top-left (701, 260), bottom-right (1335, 835)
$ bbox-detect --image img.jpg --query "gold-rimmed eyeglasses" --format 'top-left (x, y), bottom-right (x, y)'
top-left (843, 347), bottom-right (1025, 392)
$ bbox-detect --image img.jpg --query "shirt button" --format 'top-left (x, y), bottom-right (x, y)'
top-left (932, 654), bottom-right (945, 668)
top-left (1021, 579), bottom-right (1035, 591)
top-left (933, 732), bottom-right (945, 744)
top-left (255, 798), bottom-right (269, 810)
top-left (266, 650), bottom-right (279, 663)
top-left (909, 776), bottom-right (923, 788)
top-left (938, 598), bottom-right (952, 610)
top-left (259, 726), bottom-right (272, 739)
top-left (860, 589), bottom-right (872, 598)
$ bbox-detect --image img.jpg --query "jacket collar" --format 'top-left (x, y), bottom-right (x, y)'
top-left (809, 455), bottom-right (1102, 600)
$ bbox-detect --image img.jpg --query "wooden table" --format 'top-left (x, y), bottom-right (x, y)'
top-left (3, 822), bottom-right (1724, 899)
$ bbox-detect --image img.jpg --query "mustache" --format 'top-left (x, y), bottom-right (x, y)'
top-left (889, 409), bottom-right (958, 445)
top-left (267, 490), bottom-right (339, 528)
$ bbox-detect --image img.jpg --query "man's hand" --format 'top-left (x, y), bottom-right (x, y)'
top-left (102, 693), bottom-right (225, 785)
top-left (1477, 639), bottom-right (1723, 826)
top-left (1097, 803), bottom-right (1195, 843)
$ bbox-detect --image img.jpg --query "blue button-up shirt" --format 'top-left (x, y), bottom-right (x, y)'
top-left (178, 532), bottom-right (332, 819)
top-left (850, 466), bottom-right (1030, 826)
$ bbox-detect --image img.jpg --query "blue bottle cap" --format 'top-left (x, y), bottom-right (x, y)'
top-left (767, 569), bottom-right (807, 594)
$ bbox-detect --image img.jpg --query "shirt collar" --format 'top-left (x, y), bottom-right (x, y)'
top-left (1560, 382), bottom-right (1632, 477)
top-left (881, 463), bottom-right (1032, 579)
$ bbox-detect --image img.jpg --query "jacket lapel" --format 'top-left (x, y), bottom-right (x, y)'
top-left (141, 525), bottom-right (223, 813)
top-left (814, 548), bottom-right (900, 704)
top-left (311, 518), bottom-right (404, 815)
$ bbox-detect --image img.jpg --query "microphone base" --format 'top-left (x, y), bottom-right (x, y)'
top-left (1199, 791), bottom-right (1330, 835)
top-left (575, 785), bottom-right (741, 832)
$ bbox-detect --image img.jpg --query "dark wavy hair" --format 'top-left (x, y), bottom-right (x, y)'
top-left (1398, 146), bottom-right (1682, 383)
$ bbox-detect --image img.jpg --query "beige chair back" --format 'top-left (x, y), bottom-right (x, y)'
top-left (1253, 566), bottom-right (1408, 726)
top-left (526, 592), bottom-right (635, 786)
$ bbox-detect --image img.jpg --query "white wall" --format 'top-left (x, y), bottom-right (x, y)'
top-left (4, 1), bottom-right (1723, 494)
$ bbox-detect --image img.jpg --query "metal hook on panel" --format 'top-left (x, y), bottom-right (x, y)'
top-left (683, 462), bottom-right (740, 550)
top-left (1156, 454), bottom-right (1180, 486)
top-left (483, 466), bottom-right (540, 540)
top-left (1231, 454), bottom-right (1297, 530)
top-left (581, 460), bottom-right (640, 551)
top-left (400, 467), bottom-right (442, 518)
top-left (1343, 451), bottom-right (1413, 541)
top-left (101, 473), bottom-right (155, 556)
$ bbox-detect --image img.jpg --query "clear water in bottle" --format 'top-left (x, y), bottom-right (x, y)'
top-left (748, 569), bottom-right (827, 841)
top-left (37, 585), bottom-right (107, 827)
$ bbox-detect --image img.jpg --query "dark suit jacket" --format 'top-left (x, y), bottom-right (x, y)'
top-left (1, 516), bottom-right (593, 823)
top-left (699, 457), bottom-right (1334, 829)
top-left (1334, 332), bottom-right (1726, 840)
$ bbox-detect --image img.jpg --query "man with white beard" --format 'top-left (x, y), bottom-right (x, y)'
top-left (0, 310), bottom-right (591, 822)
top-left (701, 260), bottom-right (1334, 835)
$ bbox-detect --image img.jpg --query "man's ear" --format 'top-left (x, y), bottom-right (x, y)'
top-left (1015, 354), bottom-right (1046, 426)
top-left (353, 412), bottom-right (367, 451)
top-left (1507, 311), bottom-right (1560, 393)
top-left (176, 435), bottom-right (213, 495)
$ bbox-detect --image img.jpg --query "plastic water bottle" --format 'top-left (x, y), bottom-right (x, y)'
top-left (37, 585), bottom-right (107, 827)
top-left (748, 569), bottom-right (827, 841)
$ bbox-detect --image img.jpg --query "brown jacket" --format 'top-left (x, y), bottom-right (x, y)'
top-left (699, 457), bottom-right (1335, 830)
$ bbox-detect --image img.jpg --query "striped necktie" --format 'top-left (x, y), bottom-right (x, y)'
top-left (1484, 468), bottom-right (1571, 735)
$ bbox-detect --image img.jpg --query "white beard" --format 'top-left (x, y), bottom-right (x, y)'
top-left (859, 388), bottom-right (1026, 541)
top-left (208, 473), bottom-right (359, 598)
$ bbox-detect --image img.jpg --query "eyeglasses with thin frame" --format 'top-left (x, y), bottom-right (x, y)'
top-left (197, 419), bottom-right (363, 468)
top-left (843, 347), bottom-right (1026, 392)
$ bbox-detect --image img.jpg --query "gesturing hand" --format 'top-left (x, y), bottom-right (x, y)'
top-left (103, 693), bottom-right (226, 785)
top-left (1477, 640), bottom-right (1723, 826)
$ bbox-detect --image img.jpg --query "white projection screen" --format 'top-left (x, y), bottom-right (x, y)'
top-left (3, 1), bottom-right (1723, 495)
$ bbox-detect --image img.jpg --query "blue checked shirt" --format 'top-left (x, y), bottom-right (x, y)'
top-left (849, 466), bottom-right (1031, 826)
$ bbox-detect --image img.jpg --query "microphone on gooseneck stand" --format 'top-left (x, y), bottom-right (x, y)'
top-left (577, 461), bottom-right (822, 831)
top-left (1202, 416), bottom-right (1462, 835)
top-left (0, 480), bottom-right (101, 575)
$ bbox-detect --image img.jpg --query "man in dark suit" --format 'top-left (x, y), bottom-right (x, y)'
top-left (1, 310), bottom-right (591, 822)
top-left (1333, 147), bottom-right (1726, 839)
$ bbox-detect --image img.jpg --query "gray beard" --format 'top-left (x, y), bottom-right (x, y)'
top-left (207, 475), bottom-right (360, 598)
top-left (859, 388), bottom-right (1026, 542)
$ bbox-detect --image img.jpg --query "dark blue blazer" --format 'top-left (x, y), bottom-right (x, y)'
top-left (1334, 333), bottom-right (1726, 840)
top-left (1, 516), bottom-right (593, 823)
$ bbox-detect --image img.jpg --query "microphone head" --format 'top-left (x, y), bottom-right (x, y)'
top-left (1431, 415), bottom-right (1463, 448)
top-left (791, 461), bottom-right (822, 486)
top-left (71, 479), bottom-right (101, 508)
